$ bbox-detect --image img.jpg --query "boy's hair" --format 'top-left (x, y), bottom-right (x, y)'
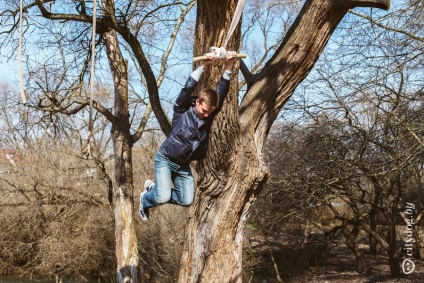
top-left (198, 88), bottom-right (219, 108)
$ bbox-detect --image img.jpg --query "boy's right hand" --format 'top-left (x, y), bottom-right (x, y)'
top-left (204, 52), bottom-right (217, 61)
top-left (199, 52), bottom-right (216, 68)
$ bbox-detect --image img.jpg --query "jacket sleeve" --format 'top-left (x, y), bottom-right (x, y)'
top-left (174, 66), bottom-right (205, 114)
top-left (214, 74), bottom-right (231, 113)
top-left (173, 76), bottom-right (198, 114)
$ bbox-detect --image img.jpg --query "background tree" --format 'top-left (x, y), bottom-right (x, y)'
top-left (1, 81), bottom-right (185, 282)
top-left (249, 0), bottom-right (424, 278)
top-left (303, 0), bottom-right (424, 276)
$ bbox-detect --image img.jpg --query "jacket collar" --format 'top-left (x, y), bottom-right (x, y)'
top-left (190, 106), bottom-right (205, 129)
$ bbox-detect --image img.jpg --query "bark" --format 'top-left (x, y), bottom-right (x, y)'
top-left (388, 222), bottom-right (401, 278)
top-left (178, 0), bottom-right (389, 282)
top-left (179, 1), bottom-right (258, 281)
top-left (388, 201), bottom-right (401, 278)
top-left (369, 176), bottom-right (382, 256)
top-left (103, 2), bottom-right (139, 282)
top-left (344, 226), bottom-right (367, 274)
top-left (368, 196), bottom-right (379, 255)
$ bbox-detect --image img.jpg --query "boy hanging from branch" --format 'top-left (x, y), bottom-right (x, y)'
top-left (139, 50), bottom-right (237, 220)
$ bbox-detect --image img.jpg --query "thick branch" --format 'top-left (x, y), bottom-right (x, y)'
top-left (349, 0), bottom-right (390, 9)
top-left (239, 0), bottom-right (390, 144)
top-left (239, 59), bottom-right (254, 89)
top-left (120, 30), bottom-right (172, 136)
top-left (34, 0), bottom-right (92, 23)
top-left (93, 100), bottom-right (116, 123)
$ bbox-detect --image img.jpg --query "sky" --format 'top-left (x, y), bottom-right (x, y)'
top-left (0, 60), bottom-right (18, 82)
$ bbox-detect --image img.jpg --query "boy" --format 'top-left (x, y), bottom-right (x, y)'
top-left (139, 51), bottom-right (236, 220)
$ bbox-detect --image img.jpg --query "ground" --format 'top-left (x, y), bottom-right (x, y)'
top-left (308, 246), bottom-right (423, 283)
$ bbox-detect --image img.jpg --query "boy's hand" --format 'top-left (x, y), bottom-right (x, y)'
top-left (204, 52), bottom-right (217, 61)
top-left (199, 52), bottom-right (217, 68)
top-left (224, 51), bottom-right (237, 71)
top-left (226, 51), bottom-right (237, 61)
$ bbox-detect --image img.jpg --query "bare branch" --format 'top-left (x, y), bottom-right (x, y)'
top-left (349, 10), bottom-right (424, 43)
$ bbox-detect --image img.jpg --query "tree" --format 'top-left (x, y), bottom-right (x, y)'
top-left (178, 0), bottom-right (390, 282)
top-left (1, 0), bottom-right (391, 282)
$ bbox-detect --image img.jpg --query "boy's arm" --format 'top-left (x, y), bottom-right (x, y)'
top-left (173, 54), bottom-right (215, 113)
top-left (215, 51), bottom-right (236, 111)
top-left (173, 69), bottom-right (201, 114)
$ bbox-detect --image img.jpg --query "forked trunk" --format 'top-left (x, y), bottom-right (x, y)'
top-left (179, 1), bottom-right (265, 281)
top-left (178, 0), bottom-right (390, 282)
top-left (179, 137), bottom-right (268, 282)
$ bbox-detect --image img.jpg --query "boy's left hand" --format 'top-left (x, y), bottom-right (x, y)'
top-left (226, 51), bottom-right (237, 60)
top-left (199, 52), bottom-right (217, 67)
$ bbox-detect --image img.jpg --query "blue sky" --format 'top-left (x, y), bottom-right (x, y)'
top-left (0, 60), bottom-right (18, 82)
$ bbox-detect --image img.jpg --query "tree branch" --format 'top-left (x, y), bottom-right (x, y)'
top-left (239, 59), bottom-right (254, 89)
top-left (349, 0), bottom-right (390, 9)
top-left (239, 0), bottom-right (390, 146)
top-left (349, 10), bottom-right (424, 42)
top-left (34, 0), bottom-right (92, 23)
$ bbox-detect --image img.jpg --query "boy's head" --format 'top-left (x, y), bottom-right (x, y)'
top-left (195, 88), bottom-right (218, 119)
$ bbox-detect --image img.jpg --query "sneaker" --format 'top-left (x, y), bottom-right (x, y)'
top-left (139, 180), bottom-right (154, 221)
top-left (139, 191), bottom-right (149, 221)
top-left (144, 179), bottom-right (154, 191)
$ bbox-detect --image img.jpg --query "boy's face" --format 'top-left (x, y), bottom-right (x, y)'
top-left (195, 99), bottom-right (216, 120)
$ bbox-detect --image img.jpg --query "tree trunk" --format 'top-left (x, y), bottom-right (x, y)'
top-left (179, 1), bottom-right (259, 281)
top-left (178, 0), bottom-right (390, 282)
top-left (104, 12), bottom-right (140, 283)
top-left (369, 193), bottom-right (380, 256)
top-left (344, 226), bottom-right (368, 274)
top-left (369, 176), bottom-right (382, 256)
top-left (388, 210), bottom-right (401, 278)
top-left (369, 212), bottom-right (378, 256)
top-left (388, 253), bottom-right (401, 278)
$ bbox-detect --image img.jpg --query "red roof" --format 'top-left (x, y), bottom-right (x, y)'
top-left (0, 149), bottom-right (21, 165)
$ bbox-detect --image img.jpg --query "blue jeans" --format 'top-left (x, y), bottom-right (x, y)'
top-left (142, 151), bottom-right (194, 209)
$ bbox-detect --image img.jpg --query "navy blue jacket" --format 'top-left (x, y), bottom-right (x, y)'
top-left (160, 74), bottom-right (230, 164)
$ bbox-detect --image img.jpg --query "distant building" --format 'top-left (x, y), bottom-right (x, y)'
top-left (0, 149), bottom-right (21, 174)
